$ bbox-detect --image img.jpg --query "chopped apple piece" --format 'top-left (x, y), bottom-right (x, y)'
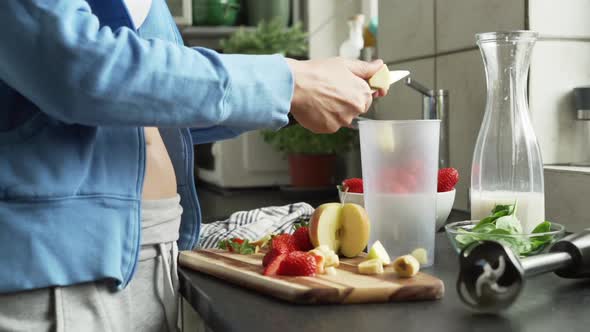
top-left (368, 64), bottom-right (391, 90)
top-left (358, 258), bottom-right (384, 275)
top-left (313, 246), bottom-right (340, 267)
top-left (411, 248), bottom-right (428, 265)
top-left (393, 255), bottom-right (420, 278)
top-left (309, 251), bottom-right (325, 274)
top-left (367, 241), bottom-right (391, 265)
top-left (378, 125), bottom-right (395, 153)
top-left (324, 252), bottom-right (340, 267)
top-left (325, 266), bottom-right (338, 276)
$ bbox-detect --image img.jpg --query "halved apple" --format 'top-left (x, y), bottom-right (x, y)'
top-left (309, 203), bottom-right (370, 258)
top-left (309, 203), bottom-right (342, 252)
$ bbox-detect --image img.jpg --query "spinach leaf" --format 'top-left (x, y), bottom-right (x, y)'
top-left (496, 215), bottom-right (523, 234)
top-left (492, 204), bottom-right (512, 214)
top-left (454, 202), bottom-right (556, 257)
top-left (532, 221), bottom-right (551, 233)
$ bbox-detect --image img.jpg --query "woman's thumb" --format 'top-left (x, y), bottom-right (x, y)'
top-left (345, 59), bottom-right (384, 79)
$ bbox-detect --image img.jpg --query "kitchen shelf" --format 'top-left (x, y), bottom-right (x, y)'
top-left (179, 25), bottom-right (256, 49)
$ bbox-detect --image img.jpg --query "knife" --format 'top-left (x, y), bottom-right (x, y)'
top-left (350, 70), bottom-right (411, 130)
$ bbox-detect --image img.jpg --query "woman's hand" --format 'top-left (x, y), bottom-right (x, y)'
top-left (286, 57), bottom-right (389, 133)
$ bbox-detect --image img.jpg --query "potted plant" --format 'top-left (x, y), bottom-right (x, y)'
top-left (220, 18), bottom-right (307, 56)
top-left (261, 125), bottom-right (357, 187)
top-left (245, 0), bottom-right (290, 27)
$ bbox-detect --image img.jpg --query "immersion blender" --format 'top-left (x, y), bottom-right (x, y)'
top-left (456, 230), bottom-right (590, 312)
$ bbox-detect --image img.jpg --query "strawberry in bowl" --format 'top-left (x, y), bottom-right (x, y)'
top-left (337, 168), bottom-right (459, 229)
top-left (337, 178), bottom-right (364, 206)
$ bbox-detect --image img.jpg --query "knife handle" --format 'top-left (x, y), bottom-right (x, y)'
top-left (550, 229), bottom-right (590, 278)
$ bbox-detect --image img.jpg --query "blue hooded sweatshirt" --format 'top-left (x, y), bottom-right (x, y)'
top-left (0, 0), bottom-right (293, 293)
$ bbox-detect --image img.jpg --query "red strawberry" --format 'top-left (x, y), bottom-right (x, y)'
top-left (278, 251), bottom-right (317, 277)
top-left (270, 234), bottom-right (298, 254)
top-left (263, 253), bottom-right (287, 276)
top-left (293, 227), bottom-right (313, 251)
top-left (262, 248), bottom-right (283, 268)
top-left (438, 167), bottom-right (459, 192)
top-left (341, 178), bottom-right (363, 193)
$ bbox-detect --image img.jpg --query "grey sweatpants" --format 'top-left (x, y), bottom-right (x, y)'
top-left (0, 195), bottom-right (183, 332)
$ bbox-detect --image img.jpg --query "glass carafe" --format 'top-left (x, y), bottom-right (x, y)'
top-left (470, 31), bottom-right (545, 233)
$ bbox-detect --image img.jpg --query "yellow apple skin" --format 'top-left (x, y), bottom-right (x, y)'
top-left (308, 203), bottom-right (342, 252)
top-left (309, 203), bottom-right (371, 258)
top-left (339, 203), bottom-right (370, 258)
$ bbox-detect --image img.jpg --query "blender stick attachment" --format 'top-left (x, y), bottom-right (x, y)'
top-left (456, 229), bottom-right (590, 312)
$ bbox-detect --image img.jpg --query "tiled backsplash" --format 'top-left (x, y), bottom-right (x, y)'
top-left (436, 0), bottom-right (525, 53)
top-left (545, 166), bottom-right (590, 232)
top-left (530, 40), bottom-right (590, 164)
top-left (377, 0), bottom-right (435, 62)
top-left (529, 0), bottom-right (590, 38)
top-left (377, 0), bottom-right (590, 216)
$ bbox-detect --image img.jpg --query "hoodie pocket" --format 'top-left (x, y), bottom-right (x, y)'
top-left (0, 112), bottom-right (50, 146)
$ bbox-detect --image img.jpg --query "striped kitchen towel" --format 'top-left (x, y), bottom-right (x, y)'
top-left (197, 202), bottom-right (315, 249)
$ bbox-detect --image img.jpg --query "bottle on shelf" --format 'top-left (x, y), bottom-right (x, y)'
top-left (339, 14), bottom-right (365, 60)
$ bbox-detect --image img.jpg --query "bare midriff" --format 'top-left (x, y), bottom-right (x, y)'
top-left (141, 127), bottom-right (178, 200)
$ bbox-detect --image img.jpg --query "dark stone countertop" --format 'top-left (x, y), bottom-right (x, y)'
top-left (182, 188), bottom-right (590, 332)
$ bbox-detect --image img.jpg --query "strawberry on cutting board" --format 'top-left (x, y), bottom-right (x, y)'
top-left (292, 220), bottom-right (314, 251)
top-left (263, 253), bottom-right (287, 276)
top-left (262, 233), bottom-right (298, 267)
top-left (277, 251), bottom-right (317, 277)
top-left (270, 234), bottom-right (298, 253)
top-left (438, 168), bottom-right (459, 192)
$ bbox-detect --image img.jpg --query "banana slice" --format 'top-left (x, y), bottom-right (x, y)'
top-left (393, 255), bottom-right (420, 278)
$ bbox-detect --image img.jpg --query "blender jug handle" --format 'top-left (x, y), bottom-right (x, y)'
top-left (405, 77), bottom-right (450, 169)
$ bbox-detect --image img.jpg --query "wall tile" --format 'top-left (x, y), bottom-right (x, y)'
top-left (436, 50), bottom-right (486, 210)
top-left (529, 40), bottom-right (590, 164)
top-left (529, 0), bottom-right (590, 38)
top-left (378, 0), bottom-right (435, 62)
top-left (373, 58), bottom-right (436, 120)
top-left (436, 0), bottom-right (525, 53)
top-left (545, 167), bottom-right (590, 232)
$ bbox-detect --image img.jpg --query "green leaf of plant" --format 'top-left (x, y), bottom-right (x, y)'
top-left (217, 240), bottom-right (228, 250)
top-left (261, 124), bottom-right (357, 155)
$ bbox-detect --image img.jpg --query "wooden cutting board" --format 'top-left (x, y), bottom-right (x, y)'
top-left (179, 249), bottom-right (444, 304)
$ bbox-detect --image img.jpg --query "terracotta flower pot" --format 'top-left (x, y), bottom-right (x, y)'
top-left (288, 154), bottom-right (336, 188)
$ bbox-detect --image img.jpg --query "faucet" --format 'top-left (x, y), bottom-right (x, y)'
top-left (405, 77), bottom-right (449, 169)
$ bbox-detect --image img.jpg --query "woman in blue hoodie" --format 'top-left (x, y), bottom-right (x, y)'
top-left (0, 0), bottom-right (387, 331)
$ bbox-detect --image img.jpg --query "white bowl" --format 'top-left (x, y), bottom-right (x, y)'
top-left (435, 189), bottom-right (455, 230)
top-left (337, 187), bottom-right (455, 230)
top-left (337, 190), bottom-right (365, 207)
